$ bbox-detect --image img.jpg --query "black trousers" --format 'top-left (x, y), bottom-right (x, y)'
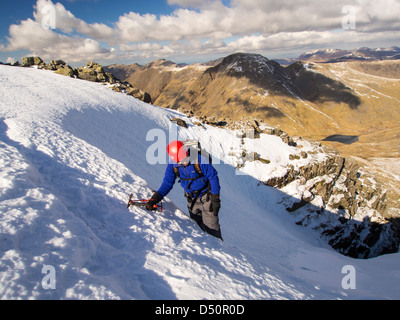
top-left (187, 193), bottom-right (222, 240)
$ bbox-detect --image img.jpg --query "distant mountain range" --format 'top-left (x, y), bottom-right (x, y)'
top-left (296, 46), bottom-right (400, 63)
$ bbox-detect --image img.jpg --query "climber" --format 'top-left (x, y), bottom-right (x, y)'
top-left (146, 140), bottom-right (223, 240)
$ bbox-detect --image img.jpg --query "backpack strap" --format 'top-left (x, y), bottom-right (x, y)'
top-left (174, 161), bottom-right (211, 207)
top-left (194, 163), bottom-right (202, 175)
top-left (173, 160), bottom-right (203, 181)
top-left (173, 166), bottom-right (180, 178)
top-left (186, 180), bottom-right (211, 213)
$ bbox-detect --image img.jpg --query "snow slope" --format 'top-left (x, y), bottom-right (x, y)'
top-left (1, 65), bottom-right (400, 300)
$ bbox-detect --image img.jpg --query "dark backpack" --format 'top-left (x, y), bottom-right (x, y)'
top-left (172, 139), bottom-right (212, 179)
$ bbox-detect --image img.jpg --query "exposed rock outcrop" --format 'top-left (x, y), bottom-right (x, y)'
top-left (76, 61), bottom-right (152, 103)
top-left (21, 56), bottom-right (45, 68)
top-left (125, 87), bottom-right (152, 104)
top-left (170, 117), bottom-right (188, 128)
top-left (14, 57), bottom-right (152, 104)
top-left (75, 61), bottom-right (115, 83)
top-left (265, 147), bottom-right (399, 258)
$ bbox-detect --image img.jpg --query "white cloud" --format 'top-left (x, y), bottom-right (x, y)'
top-left (354, 0), bottom-right (400, 32)
top-left (227, 29), bottom-right (400, 54)
top-left (33, 0), bottom-right (115, 41)
top-left (2, 0), bottom-right (400, 64)
top-left (116, 3), bottom-right (231, 43)
top-left (1, 0), bottom-right (116, 63)
top-left (2, 17), bottom-right (115, 63)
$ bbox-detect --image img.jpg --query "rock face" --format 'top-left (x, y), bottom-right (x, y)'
top-left (21, 57), bottom-right (45, 68)
top-left (266, 148), bottom-right (399, 259)
top-left (76, 61), bottom-right (112, 83)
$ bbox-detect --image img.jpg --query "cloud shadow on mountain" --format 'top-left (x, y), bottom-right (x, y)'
top-left (204, 56), bottom-right (362, 110)
top-left (288, 64), bottom-right (362, 110)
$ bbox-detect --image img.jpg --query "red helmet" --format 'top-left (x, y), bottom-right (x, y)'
top-left (167, 140), bottom-right (188, 162)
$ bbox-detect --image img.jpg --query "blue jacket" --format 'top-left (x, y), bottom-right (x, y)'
top-left (157, 154), bottom-right (220, 198)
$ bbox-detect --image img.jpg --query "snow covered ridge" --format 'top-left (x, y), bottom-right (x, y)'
top-left (1, 65), bottom-right (400, 300)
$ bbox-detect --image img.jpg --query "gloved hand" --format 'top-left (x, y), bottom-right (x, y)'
top-left (209, 194), bottom-right (221, 215)
top-left (146, 192), bottom-right (162, 211)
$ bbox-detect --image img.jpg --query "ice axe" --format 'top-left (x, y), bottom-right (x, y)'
top-left (127, 193), bottom-right (163, 212)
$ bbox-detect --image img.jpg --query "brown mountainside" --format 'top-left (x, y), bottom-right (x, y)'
top-left (105, 53), bottom-right (389, 140)
top-left (104, 54), bottom-right (400, 154)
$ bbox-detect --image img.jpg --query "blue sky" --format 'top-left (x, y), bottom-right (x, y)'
top-left (1, 0), bottom-right (399, 66)
top-left (1, 0), bottom-right (171, 26)
top-left (0, 0), bottom-right (174, 41)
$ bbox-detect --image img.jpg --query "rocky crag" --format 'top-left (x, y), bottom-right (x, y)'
top-left (109, 53), bottom-right (400, 160)
top-left (14, 57), bottom-right (152, 104)
top-left (266, 142), bottom-right (398, 259)
top-left (245, 122), bottom-right (399, 259)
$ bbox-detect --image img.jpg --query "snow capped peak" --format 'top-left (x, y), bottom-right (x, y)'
top-left (303, 48), bottom-right (342, 55)
top-left (298, 46), bottom-right (400, 62)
